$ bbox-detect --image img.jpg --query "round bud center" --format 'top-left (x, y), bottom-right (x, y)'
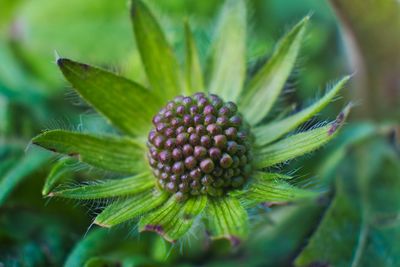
top-left (147, 93), bottom-right (253, 201)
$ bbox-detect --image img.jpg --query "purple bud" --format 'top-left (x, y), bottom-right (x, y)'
top-left (189, 133), bottom-right (200, 146)
top-left (220, 154), bottom-right (233, 169)
top-left (195, 125), bottom-right (206, 135)
top-left (206, 123), bottom-right (222, 135)
top-left (183, 144), bottom-right (194, 157)
top-left (164, 127), bottom-right (175, 137)
top-left (214, 135), bottom-right (227, 149)
top-left (200, 135), bottom-right (212, 148)
top-left (153, 135), bottom-right (165, 148)
top-left (204, 114), bottom-right (216, 125)
top-left (165, 138), bottom-right (176, 149)
top-left (170, 117), bottom-right (182, 127)
top-left (176, 133), bottom-right (189, 146)
top-left (227, 141), bottom-right (238, 154)
top-left (225, 127), bottom-right (237, 139)
top-left (172, 161), bottom-right (185, 175)
top-left (189, 105), bottom-right (198, 115)
top-left (176, 126), bottom-right (186, 134)
top-left (204, 105), bottom-right (215, 115)
top-left (172, 148), bottom-right (183, 161)
top-left (200, 158), bottom-right (214, 173)
top-left (183, 114), bottom-right (192, 125)
top-left (158, 150), bottom-right (171, 163)
top-left (176, 105), bottom-right (185, 115)
top-left (152, 115), bottom-right (163, 124)
top-left (229, 115), bottom-right (242, 126)
top-left (184, 156), bottom-right (197, 170)
top-left (209, 147), bottom-right (222, 160)
top-left (156, 122), bottom-right (167, 132)
top-left (190, 168), bottom-right (201, 180)
top-left (166, 182), bottom-right (177, 192)
top-left (193, 114), bottom-right (203, 124)
top-left (194, 146), bottom-right (207, 159)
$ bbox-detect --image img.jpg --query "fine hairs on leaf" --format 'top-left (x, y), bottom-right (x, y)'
top-left (29, 0), bottom-right (353, 249)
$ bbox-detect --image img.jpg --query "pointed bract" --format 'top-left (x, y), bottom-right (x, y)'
top-left (204, 196), bottom-right (248, 246)
top-left (49, 173), bottom-right (154, 199)
top-left (130, 0), bottom-right (182, 99)
top-left (255, 104), bottom-right (351, 169)
top-left (184, 21), bottom-right (205, 94)
top-left (207, 0), bottom-right (246, 102)
top-left (139, 195), bottom-right (207, 243)
top-left (240, 17), bottom-right (309, 125)
top-left (42, 158), bottom-right (75, 196)
top-left (254, 76), bottom-right (350, 146)
top-left (233, 172), bottom-right (317, 207)
top-left (57, 58), bottom-right (160, 137)
top-left (33, 130), bottom-right (147, 174)
top-left (95, 189), bottom-right (169, 227)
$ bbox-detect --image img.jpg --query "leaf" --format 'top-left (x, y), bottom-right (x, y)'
top-left (245, 201), bottom-right (326, 267)
top-left (295, 178), bottom-right (362, 267)
top-left (139, 195), bottom-right (207, 243)
top-left (240, 17), bottom-right (308, 125)
top-left (203, 196), bottom-right (248, 245)
top-left (295, 132), bottom-right (400, 267)
top-left (233, 172), bottom-right (317, 207)
top-left (57, 58), bottom-right (161, 137)
top-left (94, 189), bottom-right (169, 227)
top-left (130, 0), bottom-right (182, 99)
top-left (49, 173), bottom-right (154, 199)
top-left (42, 158), bottom-right (76, 196)
top-left (207, 0), bottom-right (246, 102)
top-left (184, 21), bottom-right (204, 94)
top-left (0, 147), bottom-right (50, 205)
top-left (64, 229), bottom-right (127, 267)
top-left (255, 104), bottom-right (351, 169)
top-left (254, 76), bottom-right (350, 146)
top-left (32, 130), bottom-right (146, 174)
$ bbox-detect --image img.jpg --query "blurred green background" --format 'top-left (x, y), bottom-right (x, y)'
top-left (0, 0), bottom-right (399, 266)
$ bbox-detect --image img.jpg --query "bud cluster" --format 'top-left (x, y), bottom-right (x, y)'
top-left (147, 93), bottom-right (253, 201)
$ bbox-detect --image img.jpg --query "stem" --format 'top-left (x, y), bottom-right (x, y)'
top-left (330, 0), bottom-right (400, 121)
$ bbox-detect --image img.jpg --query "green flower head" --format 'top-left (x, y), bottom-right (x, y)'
top-left (33, 0), bottom-right (350, 244)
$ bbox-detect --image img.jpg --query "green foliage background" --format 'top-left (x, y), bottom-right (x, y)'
top-left (0, 0), bottom-right (398, 266)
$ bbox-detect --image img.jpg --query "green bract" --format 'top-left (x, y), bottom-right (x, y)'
top-left (32, 0), bottom-right (350, 244)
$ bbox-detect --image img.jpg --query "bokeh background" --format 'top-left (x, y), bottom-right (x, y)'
top-left (0, 0), bottom-right (399, 266)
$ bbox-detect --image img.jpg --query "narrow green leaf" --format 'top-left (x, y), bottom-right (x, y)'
top-left (208, 0), bottom-right (246, 102)
top-left (204, 196), bottom-right (248, 245)
top-left (32, 130), bottom-right (146, 174)
top-left (94, 189), bottom-right (169, 227)
top-left (240, 17), bottom-right (309, 125)
top-left (49, 173), bottom-right (154, 199)
top-left (255, 104), bottom-right (351, 169)
top-left (255, 76), bottom-right (350, 146)
top-left (233, 172), bottom-right (317, 207)
top-left (64, 229), bottom-right (121, 267)
top-left (139, 195), bottom-right (207, 243)
top-left (184, 21), bottom-right (204, 94)
top-left (295, 178), bottom-right (362, 267)
top-left (0, 147), bottom-right (50, 205)
top-left (57, 58), bottom-right (161, 136)
top-left (42, 158), bottom-right (76, 196)
top-left (130, 0), bottom-right (182, 99)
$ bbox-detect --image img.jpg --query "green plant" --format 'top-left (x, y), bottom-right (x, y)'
top-left (32, 0), bottom-right (350, 245)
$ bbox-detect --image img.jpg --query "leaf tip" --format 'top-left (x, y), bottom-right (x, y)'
top-left (94, 220), bottom-right (111, 228)
top-left (328, 103), bottom-right (352, 136)
top-left (141, 224), bottom-right (176, 243)
top-left (56, 57), bottom-right (67, 68)
top-left (129, 0), bottom-right (144, 18)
